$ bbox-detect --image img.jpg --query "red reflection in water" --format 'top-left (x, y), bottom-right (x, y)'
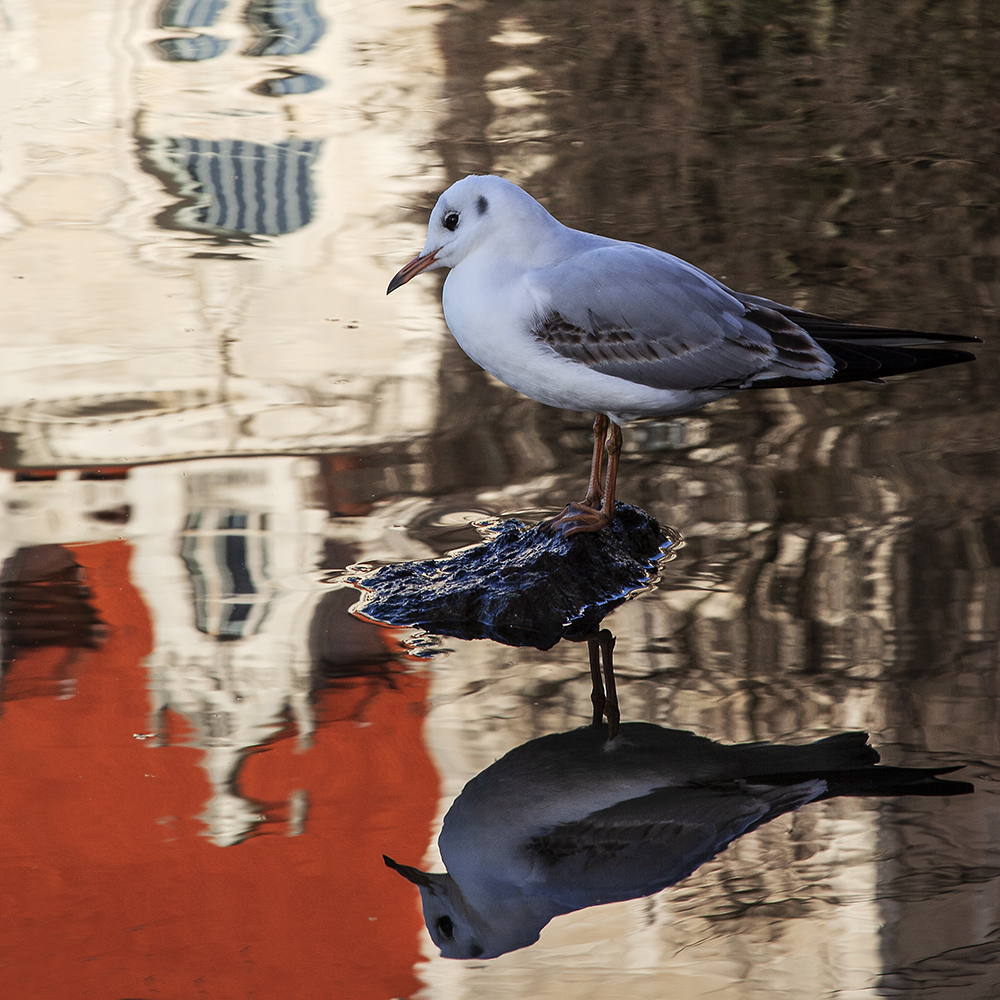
top-left (0, 541), bottom-right (438, 1000)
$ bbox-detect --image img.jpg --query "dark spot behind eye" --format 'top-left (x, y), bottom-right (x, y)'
top-left (469, 943), bottom-right (484, 958)
top-left (443, 211), bottom-right (459, 232)
top-left (476, 195), bottom-right (488, 216)
top-left (436, 915), bottom-right (455, 939)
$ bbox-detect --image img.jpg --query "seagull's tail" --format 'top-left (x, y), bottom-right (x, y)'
top-left (806, 337), bottom-right (976, 385)
top-left (740, 764), bottom-right (972, 799)
top-left (735, 294), bottom-right (979, 386)
top-left (730, 731), bottom-right (973, 797)
top-left (813, 764), bottom-right (974, 799)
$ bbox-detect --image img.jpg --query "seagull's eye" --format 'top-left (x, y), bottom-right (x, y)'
top-left (443, 211), bottom-right (460, 232)
top-left (435, 915), bottom-right (455, 940)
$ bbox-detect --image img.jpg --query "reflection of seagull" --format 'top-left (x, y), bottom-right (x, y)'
top-left (388, 175), bottom-right (977, 533)
top-left (385, 723), bottom-right (970, 959)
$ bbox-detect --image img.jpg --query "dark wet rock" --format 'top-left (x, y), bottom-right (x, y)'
top-left (348, 503), bottom-right (674, 649)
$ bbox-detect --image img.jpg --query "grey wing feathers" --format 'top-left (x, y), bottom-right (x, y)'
top-left (529, 245), bottom-right (835, 391)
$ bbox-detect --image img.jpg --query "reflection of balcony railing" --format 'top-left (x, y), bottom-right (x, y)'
top-left (245, 0), bottom-right (326, 57)
top-left (145, 137), bottom-right (322, 236)
top-left (180, 509), bottom-right (273, 640)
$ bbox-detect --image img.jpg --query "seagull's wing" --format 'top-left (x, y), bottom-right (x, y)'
top-left (523, 779), bottom-right (826, 911)
top-left (526, 244), bottom-right (834, 391)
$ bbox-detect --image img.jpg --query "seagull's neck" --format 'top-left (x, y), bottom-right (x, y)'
top-left (471, 218), bottom-right (585, 274)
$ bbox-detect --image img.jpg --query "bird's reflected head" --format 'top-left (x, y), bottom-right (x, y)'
top-left (383, 854), bottom-right (543, 960)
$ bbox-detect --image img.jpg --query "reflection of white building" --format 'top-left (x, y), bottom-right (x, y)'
top-left (0, 0), bottom-right (450, 844)
top-left (0, 448), bottom-right (450, 848)
top-left (0, 0), bottom-right (448, 470)
top-left (0, 456), bottom-right (328, 845)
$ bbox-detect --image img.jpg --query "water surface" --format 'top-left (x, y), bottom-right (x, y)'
top-left (1, 2), bottom-right (999, 998)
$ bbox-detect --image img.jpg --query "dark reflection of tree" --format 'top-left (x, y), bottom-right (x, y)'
top-left (441, 1), bottom-right (999, 330)
top-left (401, 0), bottom-right (1000, 979)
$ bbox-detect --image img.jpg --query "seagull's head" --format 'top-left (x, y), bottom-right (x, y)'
top-left (387, 175), bottom-right (559, 293)
top-left (383, 854), bottom-right (547, 959)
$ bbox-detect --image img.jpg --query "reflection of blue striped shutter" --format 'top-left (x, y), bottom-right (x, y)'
top-left (154, 35), bottom-right (229, 61)
top-left (158, 0), bottom-right (227, 28)
top-left (160, 138), bottom-right (322, 235)
top-left (245, 0), bottom-right (327, 56)
top-left (180, 509), bottom-right (272, 640)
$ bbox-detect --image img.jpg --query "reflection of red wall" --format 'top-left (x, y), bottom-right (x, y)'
top-left (0, 541), bottom-right (439, 1000)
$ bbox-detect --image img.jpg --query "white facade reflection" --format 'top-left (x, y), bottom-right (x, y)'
top-left (0, 0), bottom-right (447, 469)
top-left (0, 0), bottom-right (449, 846)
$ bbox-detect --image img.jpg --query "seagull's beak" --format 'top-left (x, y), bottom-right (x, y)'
top-left (383, 854), bottom-right (434, 887)
top-left (387, 248), bottom-right (440, 294)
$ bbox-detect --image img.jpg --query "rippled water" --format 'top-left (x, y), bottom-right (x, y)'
top-left (2, 2), bottom-right (999, 998)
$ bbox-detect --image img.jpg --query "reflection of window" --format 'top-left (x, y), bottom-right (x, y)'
top-left (146, 138), bottom-right (322, 236)
top-left (154, 0), bottom-right (230, 60)
top-left (245, 0), bottom-right (326, 56)
top-left (255, 72), bottom-right (325, 96)
top-left (154, 0), bottom-right (325, 61)
top-left (180, 510), bottom-right (272, 640)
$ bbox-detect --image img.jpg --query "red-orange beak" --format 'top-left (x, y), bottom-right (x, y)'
top-left (387, 248), bottom-right (440, 294)
top-left (383, 854), bottom-right (433, 887)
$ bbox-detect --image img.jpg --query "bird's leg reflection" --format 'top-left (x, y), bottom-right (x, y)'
top-left (586, 628), bottom-right (618, 739)
top-left (545, 417), bottom-right (624, 536)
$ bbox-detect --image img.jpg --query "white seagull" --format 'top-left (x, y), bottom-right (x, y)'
top-left (384, 723), bottom-right (970, 960)
top-left (388, 175), bottom-right (977, 533)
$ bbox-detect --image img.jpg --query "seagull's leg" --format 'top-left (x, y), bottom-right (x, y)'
top-left (588, 634), bottom-right (606, 727)
top-left (598, 421), bottom-right (623, 524)
top-left (542, 414), bottom-right (618, 535)
top-left (599, 628), bottom-right (619, 741)
top-left (582, 413), bottom-right (609, 507)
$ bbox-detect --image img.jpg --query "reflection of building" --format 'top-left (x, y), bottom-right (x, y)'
top-left (0, 0), bottom-right (454, 845)
top-left (0, 1), bottom-right (449, 995)
top-left (0, 456), bottom-right (320, 844)
top-left (0, 447), bottom-right (447, 849)
top-left (0, 527), bottom-right (439, 1000)
top-left (0, 0), bottom-right (449, 463)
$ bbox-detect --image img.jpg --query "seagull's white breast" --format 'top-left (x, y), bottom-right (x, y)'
top-left (441, 248), bottom-right (727, 422)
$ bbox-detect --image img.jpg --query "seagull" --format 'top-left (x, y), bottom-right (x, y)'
top-left (384, 723), bottom-right (971, 959)
top-left (388, 175), bottom-right (977, 533)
